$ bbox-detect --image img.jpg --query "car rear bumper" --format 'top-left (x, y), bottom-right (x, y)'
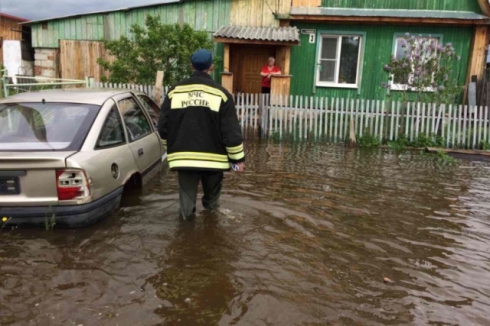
top-left (0, 187), bottom-right (123, 228)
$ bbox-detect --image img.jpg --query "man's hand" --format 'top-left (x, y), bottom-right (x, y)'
top-left (234, 162), bottom-right (245, 173)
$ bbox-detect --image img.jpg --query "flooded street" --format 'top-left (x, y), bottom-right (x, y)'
top-left (1, 142), bottom-right (490, 325)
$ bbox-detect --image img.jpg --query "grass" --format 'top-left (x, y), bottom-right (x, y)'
top-left (482, 141), bottom-right (490, 151)
top-left (357, 130), bottom-right (381, 148)
top-left (44, 207), bottom-right (56, 231)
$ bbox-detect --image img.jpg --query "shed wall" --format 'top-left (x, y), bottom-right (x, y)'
top-left (320, 0), bottom-right (482, 12)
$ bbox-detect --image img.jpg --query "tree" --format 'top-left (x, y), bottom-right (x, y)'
top-left (381, 33), bottom-right (463, 105)
top-left (98, 15), bottom-right (214, 85)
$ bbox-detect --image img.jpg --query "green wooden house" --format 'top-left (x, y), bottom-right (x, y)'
top-left (284, 0), bottom-right (490, 100)
top-left (21, 0), bottom-right (490, 102)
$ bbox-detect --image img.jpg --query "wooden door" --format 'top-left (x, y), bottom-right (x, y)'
top-left (60, 40), bottom-right (114, 81)
top-left (230, 45), bottom-right (275, 94)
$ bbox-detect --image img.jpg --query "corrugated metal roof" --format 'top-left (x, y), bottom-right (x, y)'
top-left (21, 0), bottom-right (184, 25)
top-left (290, 7), bottom-right (490, 20)
top-left (214, 26), bottom-right (300, 43)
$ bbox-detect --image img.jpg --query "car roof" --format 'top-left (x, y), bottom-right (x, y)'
top-left (0, 89), bottom-right (147, 106)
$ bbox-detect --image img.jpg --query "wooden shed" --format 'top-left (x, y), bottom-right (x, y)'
top-left (0, 13), bottom-right (30, 65)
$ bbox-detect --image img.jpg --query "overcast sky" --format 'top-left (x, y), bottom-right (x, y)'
top-left (0, 0), bottom-right (173, 20)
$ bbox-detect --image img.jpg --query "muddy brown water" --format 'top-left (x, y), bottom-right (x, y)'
top-left (1, 142), bottom-right (490, 326)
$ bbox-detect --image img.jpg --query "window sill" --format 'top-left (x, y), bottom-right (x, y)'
top-left (316, 83), bottom-right (359, 89)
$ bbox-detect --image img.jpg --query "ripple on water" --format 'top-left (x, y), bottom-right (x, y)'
top-left (1, 142), bottom-right (490, 325)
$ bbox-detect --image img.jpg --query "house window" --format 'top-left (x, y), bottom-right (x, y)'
top-left (317, 34), bottom-right (362, 88)
top-left (392, 35), bottom-right (441, 89)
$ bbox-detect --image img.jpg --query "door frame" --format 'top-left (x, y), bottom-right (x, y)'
top-left (230, 44), bottom-right (276, 94)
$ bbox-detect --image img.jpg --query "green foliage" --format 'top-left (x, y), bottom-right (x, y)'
top-left (410, 133), bottom-right (445, 148)
top-left (388, 134), bottom-right (409, 151)
top-left (434, 151), bottom-right (457, 164)
top-left (271, 131), bottom-right (281, 143)
top-left (44, 207), bottom-right (56, 231)
top-left (382, 33), bottom-right (463, 104)
top-left (98, 15), bottom-right (214, 85)
top-left (357, 129), bottom-right (381, 147)
top-left (482, 141), bottom-right (490, 150)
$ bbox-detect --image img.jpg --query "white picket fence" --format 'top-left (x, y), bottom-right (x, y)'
top-left (235, 94), bottom-right (490, 149)
top-left (89, 83), bottom-right (490, 149)
top-left (91, 81), bottom-right (169, 105)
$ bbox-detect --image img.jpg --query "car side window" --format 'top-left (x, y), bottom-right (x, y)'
top-left (137, 95), bottom-right (160, 128)
top-left (118, 97), bottom-right (152, 142)
top-left (96, 105), bottom-right (126, 149)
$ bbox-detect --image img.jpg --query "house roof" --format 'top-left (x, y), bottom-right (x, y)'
top-left (0, 12), bottom-right (29, 22)
top-left (21, 0), bottom-right (186, 25)
top-left (289, 7), bottom-right (490, 22)
top-left (214, 26), bottom-right (300, 45)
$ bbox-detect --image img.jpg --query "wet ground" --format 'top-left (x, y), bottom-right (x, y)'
top-left (1, 142), bottom-right (490, 326)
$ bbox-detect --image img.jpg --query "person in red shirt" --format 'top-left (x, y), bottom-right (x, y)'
top-left (260, 57), bottom-right (281, 94)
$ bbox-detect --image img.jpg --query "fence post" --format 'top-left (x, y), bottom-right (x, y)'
top-left (154, 71), bottom-right (164, 105)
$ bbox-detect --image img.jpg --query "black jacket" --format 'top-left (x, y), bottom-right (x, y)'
top-left (158, 71), bottom-right (245, 171)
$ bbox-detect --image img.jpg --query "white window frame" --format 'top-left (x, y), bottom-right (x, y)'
top-left (390, 35), bottom-right (441, 92)
top-left (316, 34), bottom-right (363, 89)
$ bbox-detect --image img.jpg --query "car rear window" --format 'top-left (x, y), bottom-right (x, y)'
top-left (0, 102), bottom-right (100, 151)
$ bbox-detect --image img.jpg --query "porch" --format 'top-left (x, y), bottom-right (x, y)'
top-left (213, 25), bottom-right (300, 96)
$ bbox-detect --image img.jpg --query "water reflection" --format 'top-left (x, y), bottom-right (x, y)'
top-left (1, 142), bottom-right (489, 325)
top-left (149, 214), bottom-right (240, 325)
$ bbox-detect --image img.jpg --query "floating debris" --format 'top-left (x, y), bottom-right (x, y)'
top-left (383, 277), bottom-right (394, 284)
top-left (185, 298), bottom-right (191, 304)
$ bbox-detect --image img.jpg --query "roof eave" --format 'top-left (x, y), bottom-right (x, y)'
top-left (288, 15), bottom-right (490, 26)
top-left (21, 0), bottom-right (185, 25)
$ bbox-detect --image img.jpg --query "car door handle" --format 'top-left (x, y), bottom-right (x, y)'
top-left (138, 148), bottom-right (144, 157)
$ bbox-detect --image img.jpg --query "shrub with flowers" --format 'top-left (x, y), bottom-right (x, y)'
top-left (382, 33), bottom-right (463, 105)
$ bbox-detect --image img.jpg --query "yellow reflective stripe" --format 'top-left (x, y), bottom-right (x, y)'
top-left (226, 144), bottom-right (243, 153)
top-left (169, 160), bottom-right (230, 170)
top-left (169, 84), bottom-right (227, 101)
top-left (162, 139), bottom-right (167, 145)
top-left (168, 152), bottom-right (229, 162)
top-left (228, 151), bottom-right (245, 160)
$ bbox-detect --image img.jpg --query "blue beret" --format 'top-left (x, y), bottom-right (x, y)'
top-left (191, 49), bottom-right (213, 71)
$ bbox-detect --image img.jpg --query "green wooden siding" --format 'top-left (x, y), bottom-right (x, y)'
top-left (30, 0), bottom-right (231, 82)
top-left (321, 0), bottom-right (482, 12)
top-left (31, 0), bottom-right (232, 48)
top-left (290, 23), bottom-right (473, 100)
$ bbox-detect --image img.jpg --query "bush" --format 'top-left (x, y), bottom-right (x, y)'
top-left (357, 129), bottom-right (381, 147)
top-left (98, 15), bottom-right (214, 85)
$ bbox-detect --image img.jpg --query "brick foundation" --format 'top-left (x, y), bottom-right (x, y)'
top-left (34, 48), bottom-right (58, 78)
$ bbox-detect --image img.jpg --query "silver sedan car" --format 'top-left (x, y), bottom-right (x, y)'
top-left (0, 89), bottom-right (166, 227)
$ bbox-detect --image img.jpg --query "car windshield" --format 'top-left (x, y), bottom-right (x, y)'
top-left (0, 102), bottom-right (100, 151)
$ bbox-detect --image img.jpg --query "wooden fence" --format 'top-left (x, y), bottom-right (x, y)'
top-left (235, 94), bottom-right (490, 149)
top-left (90, 82), bottom-right (490, 149)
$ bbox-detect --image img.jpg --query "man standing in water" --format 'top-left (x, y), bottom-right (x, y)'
top-left (158, 49), bottom-right (245, 220)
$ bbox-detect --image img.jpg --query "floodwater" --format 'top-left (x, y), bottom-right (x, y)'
top-left (1, 142), bottom-right (490, 326)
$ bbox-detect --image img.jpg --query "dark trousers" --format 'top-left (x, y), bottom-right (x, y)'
top-left (261, 87), bottom-right (271, 94)
top-left (178, 171), bottom-right (223, 219)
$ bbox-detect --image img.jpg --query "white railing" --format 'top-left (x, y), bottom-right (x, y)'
top-left (235, 94), bottom-right (490, 149)
top-left (87, 84), bottom-right (490, 149)
top-left (91, 81), bottom-right (170, 105)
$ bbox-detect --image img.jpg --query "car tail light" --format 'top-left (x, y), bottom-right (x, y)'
top-left (56, 170), bottom-right (91, 201)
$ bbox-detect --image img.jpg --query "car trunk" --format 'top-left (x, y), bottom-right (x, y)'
top-left (0, 152), bottom-right (75, 207)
